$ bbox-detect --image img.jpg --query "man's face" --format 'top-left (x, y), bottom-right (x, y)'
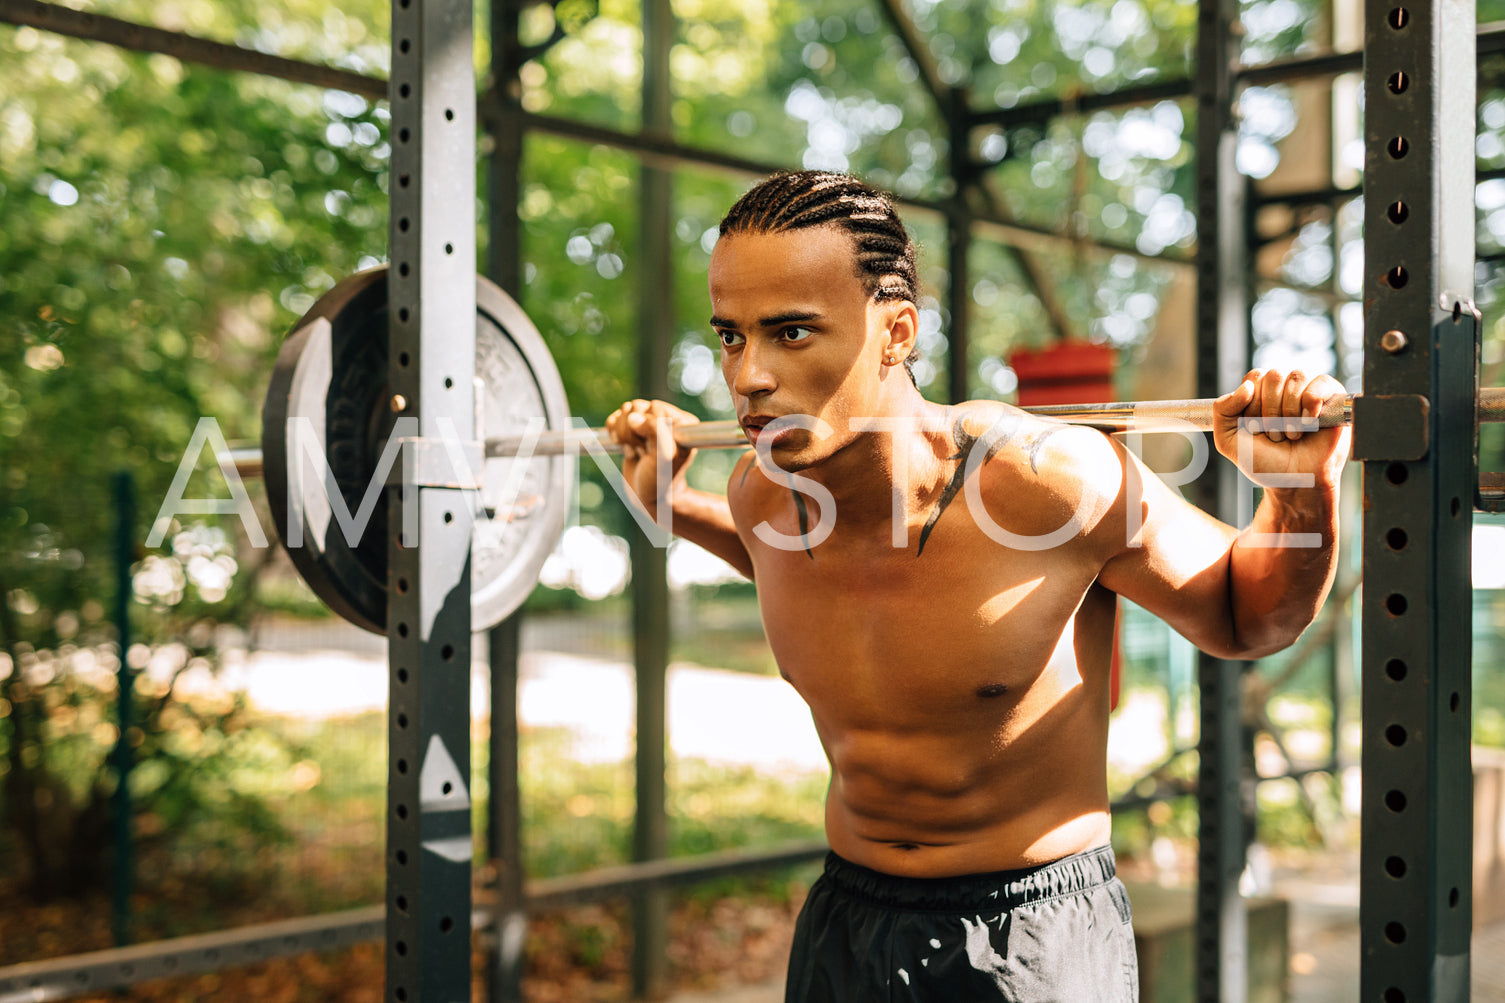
top-left (709, 225), bottom-right (905, 470)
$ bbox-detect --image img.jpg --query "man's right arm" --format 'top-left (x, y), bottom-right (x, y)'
top-left (604, 399), bottom-right (754, 580)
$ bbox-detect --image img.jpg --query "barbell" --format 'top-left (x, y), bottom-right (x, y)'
top-left (255, 266), bottom-right (1505, 635)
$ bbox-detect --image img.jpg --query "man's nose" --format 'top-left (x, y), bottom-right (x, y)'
top-left (729, 343), bottom-right (776, 398)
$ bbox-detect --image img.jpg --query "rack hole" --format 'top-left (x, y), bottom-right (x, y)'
top-left (1450, 887), bottom-right (1460, 908)
top-left (1387, 71), bottom-right (1409, 94)
top-left (1451, 496), bottom-right (1462, 516)
top-left (442, 781), bottom-right (453, 795)
top-left (1388, 6), bottom-right (1409, 28)
top-left (395, 940), bottom-right (408, 956)
top-left (396, 803), bottom-right (408, 819)
top-left (398, 217), bottom-right (410, 232)
top-left (1385, 855), bottom-right (1407, 878)
top-left (441, 644), bottom-right (455, 661)
top-left (398, 622), bottom-right (409, 638)
top-left (1386, 462), bottom-right (1408, 485)
top-left (397, 668), bottom-right (409, 684)
top-left (396, 758), bottom-right (408, 774)
top-left (399, 83), bottom-right (410, 99)
top-left (1384, 987), bottom-right (1404, 1003)
top-left (1451, 691), bottom-right (1461, 713)
top-left (1387, 201), bottom-right (1409, 224)
top-left (444, 511), bottom-right (454, 524)
top-left (1383, 266), bottom-right (1408, 289)
top-left (397, 712), bottom-right (408, 729)
top-left (399, 127), bottom-right (411, 144)
top-left (399, 351), bottom-right (410, 367)
top-left (445, 242), bottom-right (454, 255)
top-left (397, 577), bottom-right (409, 594)
top-left (396, 990), bottom-right (408, 1002)
top-left (444, 377), bottom-right (454, 389)
top-left (399, 172), bottom-right (410, 188)
top-left (396, 894), bottom-right (408, 912)
top-left (399, 39), bottom-right (410, 54)
top-left (396, 850), bottom-right (408, 865)
top-left (445, 108), bottom-right (455, 121)
top-left (1388, 135), bottom-right (1409, 159)
top-left (398, 308), bottom-right (410, 323)
top-left (1385, 527), bottom-right (1408, 550)
top-left (398, 262), bottom-right (410, 277)
top-left (1385, 659), bottom-right (1407, 681)
top-left (1385, 921), bottom-right (1406, 944)
top-left (1385, 593), bottom-right (1408, 615)
top-left (1385, 789), bottom-right (1407, 812)
top-left (440, 916), bottom-right (455, 932)
top-left (1385, 724), bottom-right (1407, 747)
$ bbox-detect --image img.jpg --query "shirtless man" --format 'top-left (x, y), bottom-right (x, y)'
top-left (606, 171), bottom-right (1348, 1002)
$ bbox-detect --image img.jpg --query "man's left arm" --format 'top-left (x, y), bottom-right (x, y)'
top-left (1095, 368), bottom-right (1349, 660)
top-left (1212, 368), bottom-right (1350, 656)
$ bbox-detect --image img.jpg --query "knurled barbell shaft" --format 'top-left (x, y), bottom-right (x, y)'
top-left (484, 386), bottom-right (1505, 457)
top-left (231, 387), bottom-right (1505, 475)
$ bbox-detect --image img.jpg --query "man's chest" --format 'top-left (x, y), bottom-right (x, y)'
top-left (745, 525), bottom-right (1108, 715)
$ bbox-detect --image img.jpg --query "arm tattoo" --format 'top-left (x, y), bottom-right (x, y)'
top-left (914, 410), bottom-right (1063, 557)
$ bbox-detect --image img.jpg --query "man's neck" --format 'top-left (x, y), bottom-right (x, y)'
top-left (794, 395), bottom-right (957, 532)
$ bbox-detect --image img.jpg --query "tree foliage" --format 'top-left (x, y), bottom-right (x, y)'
top-left (0, 1), bottom-right (392, 901)
top-left (13, 0), bottom-right (1488, 910)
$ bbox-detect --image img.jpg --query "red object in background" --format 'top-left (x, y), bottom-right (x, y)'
top-left (1005, 340), bottom-right (1124, 710)
top-left (1008, 340), bottom-right (1118, 406)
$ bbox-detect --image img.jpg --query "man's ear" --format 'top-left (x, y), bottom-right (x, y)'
top-left (880, 299), bottom-right (919, 362)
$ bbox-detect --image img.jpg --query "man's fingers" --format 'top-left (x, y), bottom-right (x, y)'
top-left (1254, 369), bottom-right (1289, 442)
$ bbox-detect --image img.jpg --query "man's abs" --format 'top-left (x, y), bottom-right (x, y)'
top-left (814, 679), bottom-right (1115, 878)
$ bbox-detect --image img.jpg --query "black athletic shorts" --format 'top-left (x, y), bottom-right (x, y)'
top-left (785, 844), bottom-right (1139, 1002)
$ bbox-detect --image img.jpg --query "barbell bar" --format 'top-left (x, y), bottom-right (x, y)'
top-left (235, 388), bottom-right (1505, 473)
top-left (483, 386), bottom-right (1505, 457)
top-left (249, 266), bottom-right (1505, 635)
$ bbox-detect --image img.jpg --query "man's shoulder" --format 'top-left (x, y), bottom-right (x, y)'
top-left (950, 400), bottom-right (1119, 480)
top-left (954, 401), bottom-right (1127, 538)
top-left (726, 449), bottom-right (779, 510)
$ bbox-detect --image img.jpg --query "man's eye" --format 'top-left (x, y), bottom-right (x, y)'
top-left (717, 329), bottom-right (744, 347)
top-left (783, 326), bottom-right (814, 343)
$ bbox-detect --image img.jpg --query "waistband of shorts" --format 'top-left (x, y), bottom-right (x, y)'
top-left (819, 844), bottom-right (1118, 912)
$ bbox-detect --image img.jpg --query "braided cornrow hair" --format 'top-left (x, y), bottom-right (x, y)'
top-left (719, 171), bottom-right (921, 378)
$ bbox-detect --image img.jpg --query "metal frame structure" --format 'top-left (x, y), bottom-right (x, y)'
top-left (0, 0), bottom-right (1492, 1000)
top-left (1357, 0), bottom-right (1478, 999)
top-left (383, 1), bottom-right (479, 1000)
top-left (1192, 0), bottom-right (1255, 997)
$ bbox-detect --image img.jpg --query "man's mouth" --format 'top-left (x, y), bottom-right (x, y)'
top-left (741, 415), bottom-right (778, 444)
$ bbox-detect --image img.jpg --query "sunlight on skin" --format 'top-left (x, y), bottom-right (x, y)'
top-left (978, 578), bottom-right (1046, 628)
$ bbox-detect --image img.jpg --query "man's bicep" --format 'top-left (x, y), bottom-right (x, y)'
top-left (1097, 452), bottom-right (1240, 654)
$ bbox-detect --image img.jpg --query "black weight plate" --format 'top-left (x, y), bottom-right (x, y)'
top-left (262, 267), bottom-right (570, 634)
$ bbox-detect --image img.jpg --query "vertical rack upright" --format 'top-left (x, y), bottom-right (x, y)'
top-left (1194, 0), bottom-right (1255, 996)
top-left (386, 1), bottom-right (479, 1000)
top-left (1358, 0), bottom-right (1477, 998)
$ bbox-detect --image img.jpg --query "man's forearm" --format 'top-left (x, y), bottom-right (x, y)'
top-left (661, 487), bottom-right (754, 580)
top-left (1227, 485), bottom-right (1342, 658)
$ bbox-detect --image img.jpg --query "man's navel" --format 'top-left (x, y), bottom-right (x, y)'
top-left (975, 683), bottom-right (1009, 699)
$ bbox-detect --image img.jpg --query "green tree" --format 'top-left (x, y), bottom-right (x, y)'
top-left (0, 3), bottom-right (391, 900)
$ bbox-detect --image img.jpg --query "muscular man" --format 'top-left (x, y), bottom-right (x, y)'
top-left (606, 171), bottom-right (1348, 1002)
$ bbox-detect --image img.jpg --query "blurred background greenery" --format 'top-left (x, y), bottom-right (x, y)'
top-left (4, 0), bottom-right (1505, 996)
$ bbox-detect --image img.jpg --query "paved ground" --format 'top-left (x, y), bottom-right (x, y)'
top-left (236, 614), bottom-right (1505, 1002)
